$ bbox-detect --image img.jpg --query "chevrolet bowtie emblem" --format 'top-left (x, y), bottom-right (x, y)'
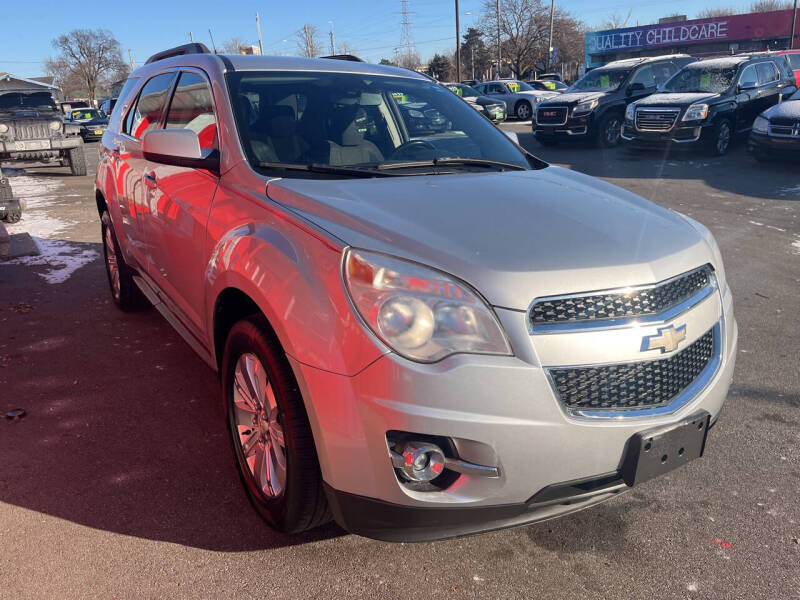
top-left (641, 324), bottom-right (687, 354)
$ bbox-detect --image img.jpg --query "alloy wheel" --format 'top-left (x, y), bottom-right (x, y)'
top-left (517, 102), bottom-right (531, 120)
top-left (232, 352), bottom-right (287, 499)
top-left (716, 122), bottom-right (731, 155)
top-left (605, 118), bottom-right (621, 145)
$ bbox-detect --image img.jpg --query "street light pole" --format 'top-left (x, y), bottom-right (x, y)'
top-left (548, 0), bottom-right (555, 71)
top-left (256, 13), bottom-right (264, 55)
top-left (792, 0), bottom-right (798, 50)
top-left (496, 0), bottom-right (501, 78)
top-left (329, 21), bottom-right (336, 55)
top-left (456, 0), bottom-right (462, 82)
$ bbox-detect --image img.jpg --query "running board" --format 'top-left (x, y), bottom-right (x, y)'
top-left (132, 274), bottom-right (217, 370)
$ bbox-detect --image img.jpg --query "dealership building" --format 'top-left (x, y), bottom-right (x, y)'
top-left (585, 9), bottom-right (799, 68)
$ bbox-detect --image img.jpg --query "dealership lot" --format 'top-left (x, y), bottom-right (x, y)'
top-left (1, 135), bottom-right (798, 599)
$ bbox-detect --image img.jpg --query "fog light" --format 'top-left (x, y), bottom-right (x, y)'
top-left (396, 442), bottom-right (445, 482)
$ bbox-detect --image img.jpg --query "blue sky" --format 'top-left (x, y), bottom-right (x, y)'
top-left (2, 0), bottom-right (756, 77)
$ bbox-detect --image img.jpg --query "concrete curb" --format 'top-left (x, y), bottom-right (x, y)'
top-left (0, 221), bottom-right (39, 261)
top-left (0, 221), bottom-right (8, 258)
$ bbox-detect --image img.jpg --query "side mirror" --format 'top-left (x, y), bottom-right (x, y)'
top-left (503, 130), bottom-right (519, 144)
top-left (142, 129), bottom-right (219, 174)
top-left (627, 82), bottom-right (646, 96)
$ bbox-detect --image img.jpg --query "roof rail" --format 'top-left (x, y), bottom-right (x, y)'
top-left (320, 54), bottom-right (364, 62)
top-left (145, 43), bottom-right (211, 65)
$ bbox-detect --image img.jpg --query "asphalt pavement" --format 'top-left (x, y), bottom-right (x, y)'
top-left (0, 133), bottom-right (798, 599)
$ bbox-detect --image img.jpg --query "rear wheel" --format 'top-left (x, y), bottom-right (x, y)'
top-left (223, 316), bottom-right (330, 534)
top-left (101, 211), bottom-right (149, 311)
top-left (67, 141), bottom-right (87, 176)
top-left (515, 101), bottom-right (532, 121)
top-left (597, 113), bottom-right (623, 148)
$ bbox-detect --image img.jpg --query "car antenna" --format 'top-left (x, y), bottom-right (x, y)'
top-left (208, 28), bottom-right (218, 54)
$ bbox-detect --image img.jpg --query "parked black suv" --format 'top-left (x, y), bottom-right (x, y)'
top-left (748, 88), bottom-right (800, 161)
top-left (622, 54), bottom-right (797, 156)
top-left (534, 55), bottom-right (695, 147)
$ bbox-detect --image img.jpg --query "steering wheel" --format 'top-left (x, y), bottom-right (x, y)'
top-left (389, 139), bottom-right (438, 160)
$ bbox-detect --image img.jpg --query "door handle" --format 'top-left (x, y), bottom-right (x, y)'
top-left (143, 172), bottom-right (158, 188)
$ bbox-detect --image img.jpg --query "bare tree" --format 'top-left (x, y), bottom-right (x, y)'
top-left (296, 24), bottom-right (323, 58)
top-left (222, 36), bottom-right (248, 54)
top-left (696, 7), bottom-right (738, 17)
top-left (481, 0), bottom-right (549, 77)
top-left (750, 0), bottom-right (792, 10)
top-left (397, 51), bottom-right (422, 69)
top-left (49, 29), bottom-right (128, 103)
top-left (600, 9), bottom-right (633, 30)
top-left (337, 41), bottom-right (358, 56)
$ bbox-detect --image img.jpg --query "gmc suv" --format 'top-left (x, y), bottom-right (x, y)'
top-left (622, 54), bottom-right (797, 155)
top-left (95, 44), bottom-right (737, 542)
top-left (534, 55), bottom-right (696, 147)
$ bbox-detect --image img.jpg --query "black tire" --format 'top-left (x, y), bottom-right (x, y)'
top-left (223, 316), bottom-right (331, 534)
top-left (100, 211), bottom-right (150, 311)
top-left (67, 141), bottom-right (87, 176)
top-left (597, 113), bottom-right (623, 148)
top-left (711, 119), bottom-right (733, 156)
top-left (515, 100), bottom-right (532, 121)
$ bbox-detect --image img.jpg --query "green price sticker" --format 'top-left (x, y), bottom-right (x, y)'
top-left (508, 83), bottom-right (520, 92)
top-left (700, 73), bottom-right (711, 89)
top-left (600, 75), bottom-right (610, 88)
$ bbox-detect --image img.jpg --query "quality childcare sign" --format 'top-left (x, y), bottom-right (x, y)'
top-left (585, 10), bottom-right (795, 67)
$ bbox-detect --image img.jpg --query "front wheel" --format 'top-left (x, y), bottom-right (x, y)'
top-left (223, 316), bottom-right (330, 534)
top-left (597, 113), bottom-right (623, 148)
top-left (66, 141), bottom-right (87, 176)
top-left (515, 101), bottom-right (532, 121)
top-left (712, 119), bottom-right (733, 156)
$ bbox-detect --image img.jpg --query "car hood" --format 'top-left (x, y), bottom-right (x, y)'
top-left (266, 167), bottom-right (711, 310)
top-left (763, 98), bottom-right (800, 120)
top-left (517, 90), bottom-right (559, 100)
top-left (636, 92), bottom-right (721, 108)
top-left (539, 91), bottom-right (605, 107)
top-left (76, 117), bottom-right (109, 126)
top-left (474, 95), bottom-right (506, 107)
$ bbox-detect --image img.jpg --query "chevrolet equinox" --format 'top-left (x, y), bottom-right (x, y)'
top-left (95, 44), bottom-right (737, 542)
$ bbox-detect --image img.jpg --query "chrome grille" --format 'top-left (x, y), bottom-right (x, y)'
top-left (635, 108), bottom-right (680, 132)
top-left (11, 120), bottom-right (52, 140)
top-left (768, 123), bottom-right (799, 138)
top-left (530, 265), bottom-right (713, 326)
top-left (536, 106), bottom-right (568, 125)
top-left (549, 327), bottom-right (715, 411)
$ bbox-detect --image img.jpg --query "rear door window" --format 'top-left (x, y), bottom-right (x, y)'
top-left (756, 62), bottom-right (779, 85)
top-left (164, 71), bottom-right (217, 151)
top-left (124, 72), bottom-right (176, 139)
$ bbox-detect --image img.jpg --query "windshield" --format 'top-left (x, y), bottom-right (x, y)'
top-left (445, 84), bottom-right (479, 98)
top-left (227, 71), bottom-right (531, 177)
top-left (663, 64), bottom-right (737, 94)
top-left (568, 69), bottom-right (629, 92)
top-left (70, 108), bottom-right (103, 120)
top-left (0, 91), bottom-right (57, 111)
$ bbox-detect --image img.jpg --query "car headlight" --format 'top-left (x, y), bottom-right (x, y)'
top-left (49, 120), bottom-right (62, 131)
top-left (625, 104), bottom-right (636, 121)
top-left (677, 213), bottom-right (727, 292)
top-left (573, 98), bottom-right (599, 116)
top-left (682, 104), bottom-right (708, 122)
top-left (752, 116), bottom-right (769, 134)
top-left (0, 123), bottom-right (8, 134)
top-left (344, 249), bottom-right (512, 362)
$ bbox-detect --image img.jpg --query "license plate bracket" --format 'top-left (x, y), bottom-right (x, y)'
top-left (621, 411), bottom-right (710, 487)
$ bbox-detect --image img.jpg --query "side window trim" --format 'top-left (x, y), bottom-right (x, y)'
top-left (162, 68), bottom-right (219, 131)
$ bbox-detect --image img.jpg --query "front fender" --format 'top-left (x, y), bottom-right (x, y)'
top-left (205, 182), bottom-right (387, 377)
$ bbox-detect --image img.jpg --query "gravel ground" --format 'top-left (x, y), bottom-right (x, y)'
top-left (0, 133), bottom-right (798, 599)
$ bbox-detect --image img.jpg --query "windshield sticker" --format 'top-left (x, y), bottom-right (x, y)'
top-left (700, 73), bottom-right (711, 90)
top-left (544, 82), bottom-right (556, 90)
top-left (508, 83), bottom-right (520, 92)
top-left (600, 75), bottom-right (610, 88)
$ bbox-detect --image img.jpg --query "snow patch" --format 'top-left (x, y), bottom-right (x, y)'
top-left (792, 239), bottom-right (800, 255)
top-left (4, 238), bottom-right (99, 284)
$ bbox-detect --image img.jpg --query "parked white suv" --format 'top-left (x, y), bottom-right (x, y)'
top-left (95, 44), bottom-right (737, 541)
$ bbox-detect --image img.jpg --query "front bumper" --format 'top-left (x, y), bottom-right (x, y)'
top-left (534, 111), bottom-right (595, 140)
top-left (292, 284), bottom-right (737, 541)
top-left (0, 136), bottom-right (81, 155)
top-left (81, 127), bottom-right (106, 141)
top-left (747, 130), bottom-right (800, 157)
top-left (621, 121), bottom-right (713, 147)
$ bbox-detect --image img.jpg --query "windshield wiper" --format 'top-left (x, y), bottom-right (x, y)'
top-left (377, 157), bottom-right (527, 171)
top-left (257, 162), bottom-right (399, 178)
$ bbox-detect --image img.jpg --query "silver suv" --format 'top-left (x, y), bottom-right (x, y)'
top-left (95, 44), bottom-right (737, 542)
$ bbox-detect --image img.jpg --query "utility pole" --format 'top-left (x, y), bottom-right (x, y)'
top-left (792, 0), bottom-right (798, 50)
top-left (547, 0), bottom-right (555, 71)
top-left (128, 48), bottom-right (134, 70)
top-left (496, 0), bottom-right (501, 78)
top-left (329, 21), bottom-right (336, 55)
top-left (256, 13), bottom-right (264, 55)
top-left (471, 46), bottom-right (475, 80)
top-left (189, 31), bottom-right (194, 42)
top-left (455, 0), bottom-right (462, 82)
